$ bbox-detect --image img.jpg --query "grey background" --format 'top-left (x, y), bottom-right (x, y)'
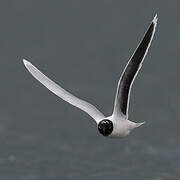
top-left (0, 0), bottom-right (179, 179)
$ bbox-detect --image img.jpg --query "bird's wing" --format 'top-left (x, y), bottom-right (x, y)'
top-left (23, 59), bottom-right (105, 123)
top-left (112, 15), bottom-right (158, 119)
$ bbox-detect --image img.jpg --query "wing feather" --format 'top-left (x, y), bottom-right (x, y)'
top-left (23, 59), bottom-right (105, 123)
top-left (113, 15), bottom-right (158, 118)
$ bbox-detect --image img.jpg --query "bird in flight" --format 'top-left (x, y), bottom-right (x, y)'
top-left (23, 15), bottom-right (158, 138)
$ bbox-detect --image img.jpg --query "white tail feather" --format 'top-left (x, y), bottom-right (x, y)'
top-left (135, 121), bottom-right (146, 128)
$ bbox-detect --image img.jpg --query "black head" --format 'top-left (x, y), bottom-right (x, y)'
top-left (98, 120), bottom-right (113, 136)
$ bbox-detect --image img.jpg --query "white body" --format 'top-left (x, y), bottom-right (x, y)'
top-left (97, 115), bottom-right (144, 138)
top-left (106, 116), bottom-right (133, 138)
top-left (23, 15), bottom-right (157, 138)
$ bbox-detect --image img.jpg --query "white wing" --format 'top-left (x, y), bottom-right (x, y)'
top-left (23, 59), bottom-right (105, 123)
top-left (113, 15), bottom-right (158, 119)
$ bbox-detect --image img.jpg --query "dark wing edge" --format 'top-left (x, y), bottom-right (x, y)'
top-left (113, 15), bottom-right (158, 119)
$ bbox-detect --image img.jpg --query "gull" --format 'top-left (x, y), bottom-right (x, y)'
top-left (23, 15), bottom-right (158, 138)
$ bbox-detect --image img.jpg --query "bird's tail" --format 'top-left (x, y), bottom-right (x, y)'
top-left (135, 121), bottom-right (146, 128)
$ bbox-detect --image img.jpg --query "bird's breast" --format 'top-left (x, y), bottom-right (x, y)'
top-left (108, 120), bottom-right (131, 138)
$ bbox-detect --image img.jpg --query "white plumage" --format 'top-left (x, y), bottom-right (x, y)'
top-left (23, 15), bottom-right (158, 138)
